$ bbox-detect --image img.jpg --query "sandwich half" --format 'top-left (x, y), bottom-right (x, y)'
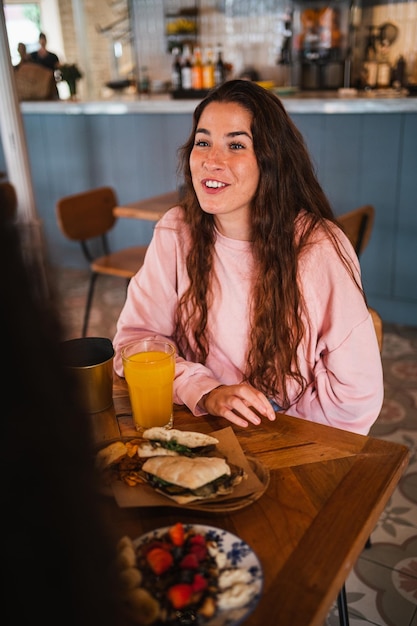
top-left (140, 455), bottom-right (246, 504)
top-left (137, 427), bottom-right (219, 458)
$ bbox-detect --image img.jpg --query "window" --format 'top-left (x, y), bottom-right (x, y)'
top-left (4, 3), bottom-right (41, 65)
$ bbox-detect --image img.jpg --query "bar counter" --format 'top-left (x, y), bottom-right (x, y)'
top-left (20, 90), bottom-right (417, 115)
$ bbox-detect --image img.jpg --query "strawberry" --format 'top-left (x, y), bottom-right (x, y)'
top-left (167, 583), bottom-right (193, 609)
top-left (146, 546), bottom-right (173, 575)
top-left (190, 533), bottom-right (206, 546)
top-left (143, 540), bottom-right (171, 555)
top-left (190, 543), bottom-right (207, 561)
top-left (168, 522), bottom-right (185, 546)
top-left (192, 573), bottom-right (208, 593)
top-left (180, 552), bottom-right (200, 569)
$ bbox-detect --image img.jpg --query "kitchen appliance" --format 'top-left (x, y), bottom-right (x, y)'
top-left (291, 0), bottom-right (351, 89)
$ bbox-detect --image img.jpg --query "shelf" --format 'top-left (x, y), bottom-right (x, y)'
top-left (164, 1), bottom-right (199, 53)
top-left (165, 9), bottom-right (198, 18)
top-left (171, 88), bottom-right (210, 99)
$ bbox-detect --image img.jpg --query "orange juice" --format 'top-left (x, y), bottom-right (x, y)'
top-left (122, 342), bottom-right (175, 431)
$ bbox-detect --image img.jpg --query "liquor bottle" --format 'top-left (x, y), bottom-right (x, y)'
top-left (139, 66), bottom-right (150, 94)
top-left (191, 47), bottom-right (203, 90)
top-left (376, 42), bottom-right (391, 88)
top-left (392, 55), bottom-right (406, 90)
top-left (171, 47), bottom-right (182, 91)
top-left (181, 45), bottom-right (193, 90)
top-left (202, 47), bottom-right (215, 89)
top-left (214, 45), bottom-right (226, 86)
top-left (362, 26), bottom-right (377, 89)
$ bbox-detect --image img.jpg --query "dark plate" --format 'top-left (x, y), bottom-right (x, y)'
top-left (106, 79), bottom-right (132, 91)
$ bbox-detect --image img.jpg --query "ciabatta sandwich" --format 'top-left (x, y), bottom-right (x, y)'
top-left (140, 455), bottom-right (246, 504)
top-left (137, 427), bottom-right (219, 458)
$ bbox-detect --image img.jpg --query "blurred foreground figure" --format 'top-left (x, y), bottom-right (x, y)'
top-left (0, 203), bottom-right (122, 625)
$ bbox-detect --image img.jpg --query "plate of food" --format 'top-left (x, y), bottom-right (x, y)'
top-left (115, 522), bottom-right (263, 626)
top-left (96, 427), bottom-right (270, 512)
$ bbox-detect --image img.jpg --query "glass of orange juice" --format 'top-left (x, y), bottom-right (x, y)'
top-left (121, 338), bottom-right (175, 431)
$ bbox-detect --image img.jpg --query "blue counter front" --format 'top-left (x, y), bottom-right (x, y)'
top-left (1, 94), bottom-right (416, 325)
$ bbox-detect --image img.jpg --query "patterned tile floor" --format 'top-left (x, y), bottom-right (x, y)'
top-left (56, 268), bottom-right (417, 626)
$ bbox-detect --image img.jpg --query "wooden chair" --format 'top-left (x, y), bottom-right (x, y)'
top-left (0, 181), bottom-right (18, 221)
top-left (337, 204), bottom-right (375, 257)
top-left (337, 206), bottom-right (380, 625)
top-left (369, 306), bottom-right (383, 353)
top-left (337, 304), bottom-right (383, 626)
top-left (14, 62), bottom-right (57, 101)
top-left (337, 205), bottom-right (382, 352)
top-left (56, 186), bottom-right (148, 337)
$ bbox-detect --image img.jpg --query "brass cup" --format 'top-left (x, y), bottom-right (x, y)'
top-left (61, 337), bottom-right (114, 413)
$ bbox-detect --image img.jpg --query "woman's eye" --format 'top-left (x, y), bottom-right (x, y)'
top-left (230, 142), bottom-right (245, 150)
top-left (195, 139), bottom-right (209, 147)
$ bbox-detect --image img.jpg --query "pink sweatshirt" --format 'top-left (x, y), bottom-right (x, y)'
top-left (113, 206), bottom-right (383, 435)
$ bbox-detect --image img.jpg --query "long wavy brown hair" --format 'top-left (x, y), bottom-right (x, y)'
top-left (174, 79), bottom-right (364, 408)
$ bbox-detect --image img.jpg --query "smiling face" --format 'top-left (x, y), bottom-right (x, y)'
top-left (189, 101), bottom-right (260, 240)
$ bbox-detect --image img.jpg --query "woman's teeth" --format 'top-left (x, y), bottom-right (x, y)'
top-left (205, 180), bottom-right (226, 188)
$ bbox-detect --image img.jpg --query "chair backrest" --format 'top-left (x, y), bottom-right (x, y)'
top-left (0, 181), bottom-right (18, 222)
top-left (369, 306), bottom-right (383, 353)
top-left (14, 62), bottom-right (56, 101)
top-left (56, 187), bottom-right (117, 241)
top-left (337, 204), bottom-right (375, 257)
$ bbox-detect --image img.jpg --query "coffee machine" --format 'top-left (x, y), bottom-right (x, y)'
top-left (291, 0), bottom-right (351, 90)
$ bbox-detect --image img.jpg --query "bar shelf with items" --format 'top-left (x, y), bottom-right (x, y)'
top-left (170, 44), bottom-right (228, 99)
top-left (164, 4), bottom-right (199, 54)
top-left (356, 20), bottom-right (412, 95)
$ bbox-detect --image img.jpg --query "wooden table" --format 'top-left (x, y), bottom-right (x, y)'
top-left (113, 190), bottom-right (180, 222)
top-left (91, 376), bottom-right (409, 626)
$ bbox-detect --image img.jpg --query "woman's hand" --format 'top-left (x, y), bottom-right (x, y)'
top-left (199, 383), bottom-right (277, 427)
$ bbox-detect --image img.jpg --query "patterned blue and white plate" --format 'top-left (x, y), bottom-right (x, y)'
top-left (133, 524), bottom-right (263, 626)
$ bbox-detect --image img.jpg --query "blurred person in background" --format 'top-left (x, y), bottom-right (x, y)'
top-left (30, 31), bottom-right (60, 71)
top-left (13, 42), bottom-right (32, 70)
top-left (30, 32), bottom-right (60, 98)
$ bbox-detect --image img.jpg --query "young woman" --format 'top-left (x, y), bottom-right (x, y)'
top-left (113, 79), bottom-right (383, 435)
